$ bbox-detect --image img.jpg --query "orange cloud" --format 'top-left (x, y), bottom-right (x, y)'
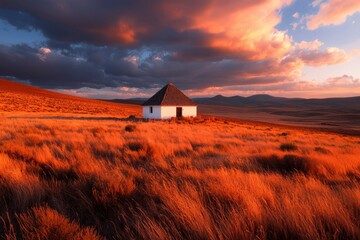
top-left (188, 1), bottom-right (293, 61)
top-left (295, 40), bottom-right (323, 50)
top-left (298, 47), bottom-right (348, 67)
top-left (326, 74), bottom-right (359, 85)
top-left (285, 40), bottom-right (349, 67)
top-left (1, 0), bottom-right (355, 94)
top-left (184, 75), bottom-right (360, 98)
top-left (308, 0), bottom-right (360, 30)
top-left (55, 74), bottom-right (360, 99)
top-left (82, 1), bottom-right (295, 61)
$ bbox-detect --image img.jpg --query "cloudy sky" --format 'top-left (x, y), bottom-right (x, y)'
top-left (0, 0), bottom-right (359, 98)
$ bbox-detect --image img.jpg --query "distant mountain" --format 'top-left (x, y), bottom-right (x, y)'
top-left (107, 94), bottom-right (360, 110)
top-left (194, 94), bottom-right (360, 110)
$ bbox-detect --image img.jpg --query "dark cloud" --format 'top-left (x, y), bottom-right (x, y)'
top-left (0, 1), bottom-right (350, 92)
top-left (0, 43), bottom-right (298, 90)
top-left (0, 9), bottom-right (37, 31)
top-left (0, 0), bottom-right (209, 46)
top-left (0, 0), bottom-right (290, 52)
top-left (0, 44), bottom-right (106, 89)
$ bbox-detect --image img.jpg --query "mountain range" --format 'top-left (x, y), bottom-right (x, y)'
top-left (107, 94), bottom-right (360, 110)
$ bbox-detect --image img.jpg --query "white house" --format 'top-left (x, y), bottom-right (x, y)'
top-left (142, 83), bottom-right (197, 119)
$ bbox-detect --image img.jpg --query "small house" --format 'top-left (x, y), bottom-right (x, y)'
top-left (142, 83), bottom-right (197, 119)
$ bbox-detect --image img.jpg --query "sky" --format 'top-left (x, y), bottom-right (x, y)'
top-left (0, 0), bottom-right (359, 99)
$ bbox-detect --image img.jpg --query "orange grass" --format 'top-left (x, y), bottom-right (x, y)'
top-left (0, 79), bottom-right (359, 239)
top-left (0, 79), bottom-right (140, 117)
top-left (0, 117), bottom-right (359, 239)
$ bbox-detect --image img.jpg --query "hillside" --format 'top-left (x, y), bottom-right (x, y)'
top-left (107, 94), bottom-right (360, 109)
top-left (106, 94), bottom-right (360, 135)
top-left (0, 79), bottom-right (359, 239)
top-left (195, 95), bottom-right (360, 135)
top-left (0, 79), bottom-right (140, 117)
top-left (194, 94), bottom-right (360, 109)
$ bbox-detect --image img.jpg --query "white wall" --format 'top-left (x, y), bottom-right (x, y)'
top-left (142, 106), bottom-right (161, 119)
top-left (160, 106), bottom-right (176, 119)
top-left (161, 106), bottom-right (197, 119)
top-left (142, 106), bottom-right (197, 119)
top-left (181, 106), bottom-right (197, 117)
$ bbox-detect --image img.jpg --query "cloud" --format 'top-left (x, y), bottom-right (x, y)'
top-left (0, 1), bottom-right (303, 90)
top-left (292, 23), bottom-right (298, 30)
top-left (37, 47), bottom-right (51, 61)
top-left (296, 47), bottom-right (348, 67)
top-left (0, 44), bottom-right (106, 88)
top-left (0, 43), bottom-right (302, 90)
top-left (311, 0), bottom-right (324, 8)
top-left (295, 40), bottom-right (323, 50)
top-left (56, 86), bottom-right (150, 99)
top-left (308, 0), bottom-right (360, 30)
top-left (185, 75), bottom-right (360, 98)
top-left (58, 74), bottom-right (360, 99)
top-left (0, 0), bottom-right (354, 96)
top-left (285, 40), bottom-right (348, 67)
top-left (293, 12), bottom-right (299, 18)
top-left (2, 41), bottom-right (347, 91)
top-left (0, 0), bottom-right (294, 61)
top-left (326, 74), bottom-right (359, 85)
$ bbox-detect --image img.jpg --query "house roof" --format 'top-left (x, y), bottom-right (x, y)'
top-left (142, 83), bottom-right (197, 106)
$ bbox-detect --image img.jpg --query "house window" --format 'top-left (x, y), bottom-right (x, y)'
top-left (150, 106), bottom-right (153, 113)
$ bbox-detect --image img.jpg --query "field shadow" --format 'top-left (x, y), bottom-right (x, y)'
top-left (254, 154), bottom-right (315, 175)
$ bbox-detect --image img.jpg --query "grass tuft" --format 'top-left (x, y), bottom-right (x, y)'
top-left (280, 142), bottom-right (298, 151)
top-left (125, 124), bottom-right (137, 132)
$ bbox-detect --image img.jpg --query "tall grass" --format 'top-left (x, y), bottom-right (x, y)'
top-left (0, 117), bottom-right (359, 239)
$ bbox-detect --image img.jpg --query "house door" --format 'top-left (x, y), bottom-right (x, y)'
top-left (176, 107), bottom-right (182, 118)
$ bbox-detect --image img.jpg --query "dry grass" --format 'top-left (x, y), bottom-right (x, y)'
top-left (0, 79), bottom-right (140, 117)
top-left (0, 117), bottom-right (359, 239)
top-left (0, 78), bottom-right (359, 239)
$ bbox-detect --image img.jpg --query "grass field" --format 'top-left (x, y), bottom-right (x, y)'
top-left (0, 79), bottom-right (359, 239)
top-left (0, 79), bottom-right (140, 117)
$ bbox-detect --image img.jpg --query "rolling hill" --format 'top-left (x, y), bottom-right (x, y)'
top-left (107, 94), bottom-right (360, 109)
top-left (195, 94), bottom-right (360, 133)
top-left (106, 94), bottom-right (360, 135)
top-left (0, 78), bottom-right (359, 239)
top-left (194, 94), bottom-right (360, 109)
top-left (0, 79), bottom-right (140, 117)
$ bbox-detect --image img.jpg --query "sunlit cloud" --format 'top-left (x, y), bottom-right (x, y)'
top-left (36, 47), bottom-right (52, 61)
top-left (308, 0), bottom-right (360, 30)
top-left (0, 0), bottom-right (359, 98)
top-left (296, 47), bottom-right (348, 67)
top-left (284, 40), bottom-right (349, 68)
top-left (58, 74), bottom-right (360, 99)
top-left (295, 40), bottom-right (323, 50)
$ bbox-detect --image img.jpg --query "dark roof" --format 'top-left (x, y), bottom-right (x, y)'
top-left (142, 83), bottom-right (197, 106)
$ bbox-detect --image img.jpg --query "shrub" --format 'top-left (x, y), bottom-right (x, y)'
top-left (127, 141), bottom-right (144, 151)
top-left (125, 124), bottom-right (137, 132)
top-left (280, 143), bottom-right (298, 151)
